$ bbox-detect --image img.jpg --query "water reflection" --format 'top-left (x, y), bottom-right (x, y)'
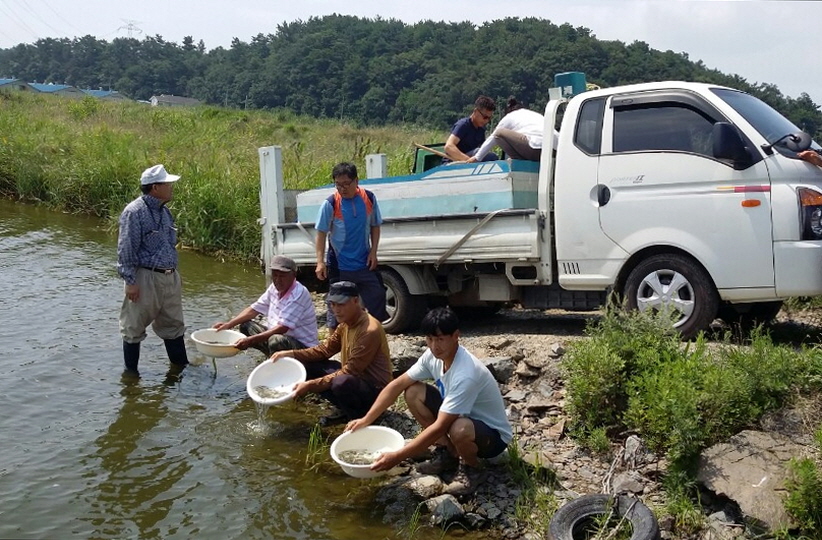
top-left (85, 379), bottom-right (191, 538)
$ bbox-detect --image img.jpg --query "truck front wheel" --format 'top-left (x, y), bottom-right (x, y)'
top-left (623, 254), bottom-right (719, 339)
top-left (381, 269), bottom-right (427, 334)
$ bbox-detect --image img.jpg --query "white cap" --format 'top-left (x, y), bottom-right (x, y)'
top-left (140, 164), bottom-right (180, 185)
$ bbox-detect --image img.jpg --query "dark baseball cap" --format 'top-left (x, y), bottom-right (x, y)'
top-left (327, 281), bottom-right (359, 304)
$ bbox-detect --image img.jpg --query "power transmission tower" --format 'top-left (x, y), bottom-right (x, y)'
top-left (117, 19), bottom-right (144, 38)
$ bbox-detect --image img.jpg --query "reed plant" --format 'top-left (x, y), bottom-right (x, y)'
top-left (0, 91), bottom-right (441, 260)
top-left (305, 423), bottom-right (329, 472)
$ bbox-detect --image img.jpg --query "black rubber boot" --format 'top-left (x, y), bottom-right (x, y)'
top-left (164, 335), bottom-right (189, 366)
top-left (123, 341), bottom-right (140, 373)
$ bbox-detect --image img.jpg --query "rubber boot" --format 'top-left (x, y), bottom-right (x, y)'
top-left (164, 335), bottom-right (189, 366)
top-left (123, 341), bottom-right (140, 373)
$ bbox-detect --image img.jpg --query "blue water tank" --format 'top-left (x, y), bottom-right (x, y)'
top-left (554, 72), bottom-right (587, 97)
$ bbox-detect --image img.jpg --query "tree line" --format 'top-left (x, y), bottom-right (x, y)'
top-left (1, 15), bottom-right (820, 137)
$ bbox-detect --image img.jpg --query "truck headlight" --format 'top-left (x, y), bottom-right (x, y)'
top-left (798, 188), bottom-right (822, 240)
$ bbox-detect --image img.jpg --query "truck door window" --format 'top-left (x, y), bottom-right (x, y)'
top-left (575, 97), bottom-right (605, 155)
top-left (612, 104), bottom-right (715, 157)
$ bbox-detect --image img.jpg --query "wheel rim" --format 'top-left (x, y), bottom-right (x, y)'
top-left (384, 283), bottom-right (397, 321)
top-left (635, 268), bottom-right (694, 328)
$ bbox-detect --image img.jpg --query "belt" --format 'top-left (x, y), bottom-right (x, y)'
top-left (141, 267), bottom-right (176, 274)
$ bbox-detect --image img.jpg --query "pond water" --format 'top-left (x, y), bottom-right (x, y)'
top-left (0, 199), bottom-right (474, 540)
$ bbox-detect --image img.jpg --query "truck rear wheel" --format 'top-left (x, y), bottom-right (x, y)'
top-left (623, 254), bottom-right (718, 339)
top-left (381, 269), bottom-right (427, 335)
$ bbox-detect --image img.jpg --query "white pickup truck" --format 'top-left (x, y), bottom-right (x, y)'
top-left (258, 81), bottom-right (822, 337)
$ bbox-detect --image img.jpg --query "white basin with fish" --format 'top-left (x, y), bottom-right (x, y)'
top-left (246, 357), bottom-right (306, 406)
top-left (191, 328), bottom-right (245, 358)
top-left (330, 426), bottom-right (405, 478)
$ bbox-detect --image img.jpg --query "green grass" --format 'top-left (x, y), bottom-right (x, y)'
top-left (0, 92), bottom-right (441, 261)
top-left (505, 436), bottom-right (560, 537)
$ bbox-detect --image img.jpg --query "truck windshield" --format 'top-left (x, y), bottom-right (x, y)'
top-left (712, 88), bottom-right (806, 145)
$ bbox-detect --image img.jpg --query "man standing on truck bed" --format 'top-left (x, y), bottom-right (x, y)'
top-left (444, 95), bottom-right (499, 163)
top-left (315, 162), bottom-right (389, 328)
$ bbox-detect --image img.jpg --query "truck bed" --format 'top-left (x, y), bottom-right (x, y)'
top-left (276, 208), bottom-right (543, 267)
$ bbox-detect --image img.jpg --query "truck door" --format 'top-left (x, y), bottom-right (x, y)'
top-left (596, 90), bottom-right (774, 290)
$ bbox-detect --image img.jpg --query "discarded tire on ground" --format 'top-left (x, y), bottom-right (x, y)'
top-left (548, 494), bottom-right (660, 540)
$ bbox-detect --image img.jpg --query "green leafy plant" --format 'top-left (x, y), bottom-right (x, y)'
top-left (784, 457), bottom-right (822, 535)
top-left (0, 92), bottom-right (441, 261)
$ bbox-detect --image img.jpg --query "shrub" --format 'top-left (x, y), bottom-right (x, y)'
top-left (0, 92), bottom-right (441, 261)
top-left (565, 309), bottom-right (822, 469)
top-left (784, 458), bottom-right (822, 534)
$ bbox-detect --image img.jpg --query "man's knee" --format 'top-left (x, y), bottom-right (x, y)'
top-left (404, 381), bottom-right (428, 406)
top-left (449, 417), bottom-right (475, 444)
top-left (267, 334), bottom-right (293, 352)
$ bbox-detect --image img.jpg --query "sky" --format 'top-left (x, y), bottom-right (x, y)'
top-left (0, 0), bottom-right (820, 106)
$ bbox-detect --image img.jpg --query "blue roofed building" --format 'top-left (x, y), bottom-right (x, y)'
top-left (0, 78), bottom-right (34, 92)
top-left (29, 83), bottom-right (86, 98)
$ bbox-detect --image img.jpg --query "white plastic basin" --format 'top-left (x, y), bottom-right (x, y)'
top-left (246, 357), bottom-right (307, 406)
top-left (330, 426), bottom-right (405, 478)
top-left (190, 329), bottom-right (245, 358)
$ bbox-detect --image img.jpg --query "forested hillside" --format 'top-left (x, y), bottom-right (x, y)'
top-left (1, 15), bottom-right (820, 136)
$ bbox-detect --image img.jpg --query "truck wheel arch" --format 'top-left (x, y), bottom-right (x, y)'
top-left (383, 264), bottom-right (438, 295)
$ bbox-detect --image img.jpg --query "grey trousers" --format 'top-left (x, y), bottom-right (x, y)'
top-left (495, 128), bottom-right (542, 161)
top-left (239, 319), bottom-right (307, 357)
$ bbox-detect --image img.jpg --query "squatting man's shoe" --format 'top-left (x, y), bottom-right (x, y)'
top-left (415, 446), bottom-right (459, 475)
top-left (318, 407), bottom-right (347, 427)
top-left (444, 462), bottom-right (489, 496)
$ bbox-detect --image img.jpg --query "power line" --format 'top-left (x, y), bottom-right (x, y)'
top-left (34, 0), bottom-right (82, 34)
top-left (7, 0), bottom-right (65, 37)
top-left (0, 0), bottom-right (41, 41)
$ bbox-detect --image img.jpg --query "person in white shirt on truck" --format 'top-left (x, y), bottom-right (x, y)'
top-left (467, 96), bottom-right (559, 162)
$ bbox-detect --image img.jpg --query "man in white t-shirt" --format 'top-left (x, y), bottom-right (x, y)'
top-left (346, 307), bottom-right (512, 496)
top-left (212, 255), bottom-right (319, 356)
top-left (467, 97), bottom-right (559, 162)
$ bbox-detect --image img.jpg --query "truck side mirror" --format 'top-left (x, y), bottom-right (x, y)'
top-left (713, 122), bottom-right (751, 169)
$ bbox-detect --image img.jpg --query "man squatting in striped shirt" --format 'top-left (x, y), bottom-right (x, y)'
top-left (212, 255), bottom-right (320, 356)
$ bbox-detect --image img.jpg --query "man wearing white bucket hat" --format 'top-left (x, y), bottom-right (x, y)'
top-left (212, 255), bottom-right (319, 355)
top-left (117, 164), bottom-right (188, 375)
top-left (270, 280), bottom-right (392, 426)
top-left (346, 306), bottom-right (512, 496)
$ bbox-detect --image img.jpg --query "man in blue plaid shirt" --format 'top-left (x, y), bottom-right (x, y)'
top-left (117, 164), bottom-right (188, 375)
